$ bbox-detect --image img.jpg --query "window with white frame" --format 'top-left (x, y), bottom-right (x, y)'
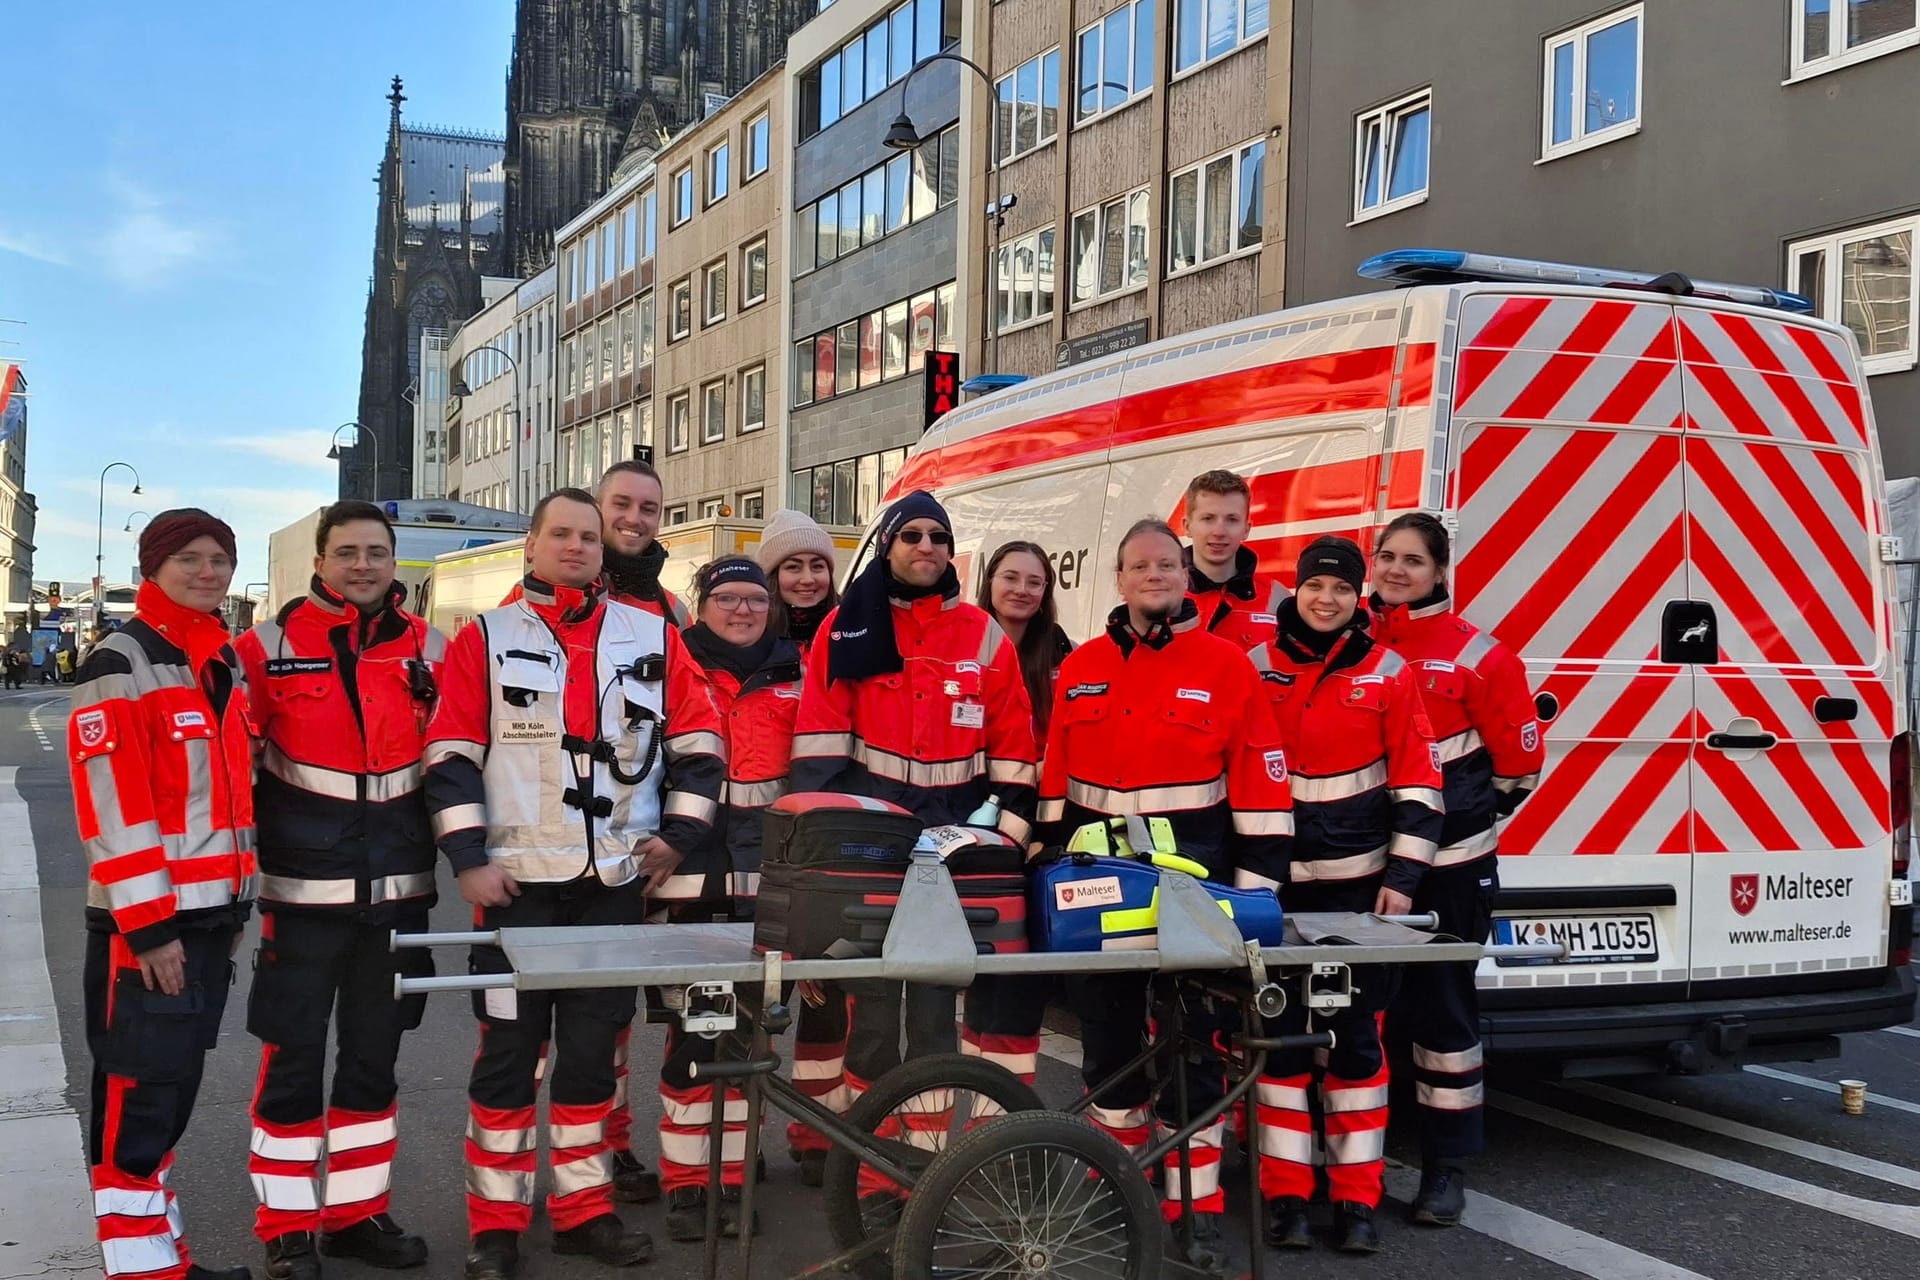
top-left (639, 292), bottom-right (656, 363)
top-left (670, 277), bottom-right (692, 340)
top-left (745, 112), bottom-right (771, 178)
top-left (702, 380), bottom-right (727, 444)
top-left (1168, 138), bottom-right (1265, 274)
top-left (742, 237), bottom-right (769, 307)
top-left (1792, 0), bottom-right (1919, 78)
top-left (704, 260), bottom-right (728, 324)
top-left (741, 364), bottom-right (767, 432)
top-left (701, 498), bottom-right (725, 519)
top-left (1173, 0), bottom-right (1268, 76)
top-left (668, 392), bottom-right (690, 452)
top-left (672, 166), bottom-right (695, 226)
top-left (1353, 89), bottom-right (1430, 221)
top-left (1542, 5), bottom-right (1642, 160)
top-left (1789, 215), bottom-right (1917, 374)
top-left (739, 490), bottom-right (765, 520)
top-left (618, 305), bottom-right (635, 374)
top-left (995, 227), bottom-right (1056, 330)
top-left (1071, 187), bottom-right (1151, 305)
top-left (1078, 0), bottom-right (1155, 122)
top-left (994, 48), bottom-right (1060, 163)
top-left (666, 504), bottom-right (688, 527)
top-left (707, 140), bottom-right (731, 204)
top-left (640, 189), bottom-right (657, 256)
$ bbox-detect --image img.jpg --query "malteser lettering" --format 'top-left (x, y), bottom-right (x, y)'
top-left (1766, 873), bottom-right (1854, 902)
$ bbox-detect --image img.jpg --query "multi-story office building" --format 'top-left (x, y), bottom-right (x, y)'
top-left (446, 281), bottom-right (522, 510)
top-left (1282, 0), bottom-right (1920, 473)
top-left (971, 0), bottom-right (1289, 381)
top-left (652, 68), bottom-right (788, 526)
top-left (0, 363), bottom-right (33, 627)
top-left (512, 267), bottom-right (559, 500)
top-left (782, 0), bottom-right (966, 526)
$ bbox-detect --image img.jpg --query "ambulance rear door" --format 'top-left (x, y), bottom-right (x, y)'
top-left (1673, 302), bottom-right (1897, 992)
top-left (1443, 289), bottom-right (1698, 1004)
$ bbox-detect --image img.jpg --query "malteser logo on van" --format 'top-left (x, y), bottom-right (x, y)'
top-left (1731, 871), bottom-right (1853, 917)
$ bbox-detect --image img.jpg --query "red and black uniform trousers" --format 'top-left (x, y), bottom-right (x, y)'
top-left (466, 878), bottom-right (648, 1235)
top-left (86, 918), bottom-right (243, 1280)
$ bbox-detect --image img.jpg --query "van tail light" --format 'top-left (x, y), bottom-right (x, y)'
top-left (1890, 732), bottom-right (1912, 968)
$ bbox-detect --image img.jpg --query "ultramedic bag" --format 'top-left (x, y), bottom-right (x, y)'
top-left (1032, 853), bottom-right (1284, 952)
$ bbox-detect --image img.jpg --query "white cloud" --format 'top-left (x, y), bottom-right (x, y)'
top-left (210, 430), bottom-right (340, 471)
top-left (99, 177), bottom-right (212, 289)
top-left (0, 226), bottom-right (70, 268)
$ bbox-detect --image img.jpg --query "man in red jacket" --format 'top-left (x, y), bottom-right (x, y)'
top-left (235, 501), bottom-right (444, 1278)
top-left (598, 460), bottom-right (690, 625)
top-left (1183, 469), bottom-right (1285, 650)
top-left (425, 488), bottom-right (725, 1280)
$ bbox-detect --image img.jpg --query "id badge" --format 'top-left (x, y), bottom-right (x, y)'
top-left (951, 701), bottom-right (985, 729)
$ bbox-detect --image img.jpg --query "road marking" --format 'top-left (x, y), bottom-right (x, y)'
top-left (1381, 1162), bottom-right (1713, 1280)
top-left (1743, 1065), bottom-right (1920, 1117)
top-left (1882, 1026), bottom-right (1920, 1041)
top-left (1564, 1080), bottom-right (1920, 1191)
top-left (0, 766), bottom-right (98, 1267)
top-left (1038, 1030), bottom-right (1082, 1069)
top-left (1490, 1090), bottom-right (1920, 1240)
top-left (25, 696), bottom-right (65, 753)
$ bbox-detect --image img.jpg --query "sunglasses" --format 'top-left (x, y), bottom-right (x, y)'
top-left (895, 529), bottom-right (953, 547)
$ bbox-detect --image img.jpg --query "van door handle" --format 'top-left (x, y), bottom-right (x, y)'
top-left (1706, 732), bottom-right (1778, 751)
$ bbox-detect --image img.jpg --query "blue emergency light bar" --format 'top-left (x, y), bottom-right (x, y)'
top-left (1357, 249), bottom-right (1815, 314)
top-left (961, 374), bottom-right (1029, 394)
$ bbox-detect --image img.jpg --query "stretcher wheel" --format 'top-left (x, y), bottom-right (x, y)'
top-left (823, 1053), bottom-right (1046, 1280)
top-left (890, 1111), bottom-right (1162, 1280)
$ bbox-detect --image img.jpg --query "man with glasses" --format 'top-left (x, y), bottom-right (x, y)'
top-left (235, 500), bottom-right (446, 1278)
top-left (791, 491), bottom-right (1037, 1119)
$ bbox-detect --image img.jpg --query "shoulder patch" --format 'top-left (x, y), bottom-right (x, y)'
top-left (74, 708), bottom-right (114, 752)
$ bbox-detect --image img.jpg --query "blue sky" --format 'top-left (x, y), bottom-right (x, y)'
top-left (0, 1), bottom-right (513, 584)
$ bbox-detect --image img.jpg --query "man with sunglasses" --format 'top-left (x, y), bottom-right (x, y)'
top-left (791, 491), bottom-right (1037, 1115)
top-left (234, 500), bottom-right (447, 1278)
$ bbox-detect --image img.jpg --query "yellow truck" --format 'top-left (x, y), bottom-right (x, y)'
top-left (420, 516), bottom-right (868, 636)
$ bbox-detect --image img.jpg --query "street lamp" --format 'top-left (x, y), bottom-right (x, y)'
top-left (453, 344), bottom-right (523, 512)
top-left (122, 510), bottom-right (151, 533)
top-left (885, 52), bottom-right (1011, 378)
top-left (96, 462), bottom-right (141, 631)
top-left (327, 421), bottom-right (380, 500)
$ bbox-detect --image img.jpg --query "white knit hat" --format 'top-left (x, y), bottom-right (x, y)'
top-left (756, 507), bottom-right (837, 574)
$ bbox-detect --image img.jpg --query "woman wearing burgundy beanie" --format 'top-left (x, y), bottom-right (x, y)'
top-left (70, 507), bottom-right (259, 1280)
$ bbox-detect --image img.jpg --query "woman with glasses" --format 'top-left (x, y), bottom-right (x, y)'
top-left (649, 555), bottom-right (803, 1242)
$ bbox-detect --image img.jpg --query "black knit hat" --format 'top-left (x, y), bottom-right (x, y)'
top-left (1295, 536), bottom-right (1365, 592)
top-left (695, 555), bottom-right (768, 605)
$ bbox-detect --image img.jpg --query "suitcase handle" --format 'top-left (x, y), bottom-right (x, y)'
top-left (842, 904), bottom-right (1001, 924)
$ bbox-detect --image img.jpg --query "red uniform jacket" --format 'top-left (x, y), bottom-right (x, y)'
top-left (69, 583), bottom-right (257, 953)
top-left (1252, 602), bottom-right (1444, 897)
top-left (235, 579), bottom-right (447, 917)
top-left (683, 631), bottom-right (805, 900)
top-left (1186, 545), bottom-right (1285, 651)
top-left (1035, 602), bottom-right (1292, 887)
top-left (791, 596), bottom-right (1037, 842)
top-left (1371, 590), bottom-right (1543, 868)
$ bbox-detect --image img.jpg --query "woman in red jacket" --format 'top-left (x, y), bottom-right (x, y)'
top-left (654, 556), bottom-right (803, 1241)
top-left (1249, 536), bottom-right (1443, 1256)
top-left (1371, 511), bottom-right (1543, 1227)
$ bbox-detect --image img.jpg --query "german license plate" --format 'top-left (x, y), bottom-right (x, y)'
top-left (1494, 914), bottom-right (1657, 966)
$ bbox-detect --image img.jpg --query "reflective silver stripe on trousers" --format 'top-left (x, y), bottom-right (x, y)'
top-left (1255, 1080), bottom-right (1309, 1110)
top-left (433, 803), bottom-right (487, 839)
top-left (1435, 728), bottom-right (1484, 763)
top-left (100, 1233), bottom-right (180, 1278)
top-left (852, 740), bottom-right (985, 789)
top-left (1413, 1044), bottom-right (1484, 1073)
top-left (1322, 1084), bottom-right (1390, 1113)
top-left (466, 1163), bottom-right (535, 1205)
top-left (1065, 775), bottom-right (1227, 814)
top-left (1258, 1125), bottom-right (1316, 1163)
top-left (1288, 845), bottom-right (1388, 882)
top-left (1233, 809), bottom-right (1294, 836)
top-left (1434, 828), bottom-right (1499, 867)
top-left (1417, 1082), bottom-right (1487, 1110)
top-left (1289, 762), bottom-right (1387, 804)
top-left (1390, 785), bottom-right (1444, 811)
top-left (328, 1114), bottom-right (398, 1151)
top-left (550, 1151), bottom-right (612, 1198)
top-left (549, 1120), bottom-right (607, 1149)
top-left (321, 1162), bottom-right (390, 1208)
top-left (1324, 1127), bottom-right (1387, 1164)
top-left (467, 1118), bottom-right (536, 1155)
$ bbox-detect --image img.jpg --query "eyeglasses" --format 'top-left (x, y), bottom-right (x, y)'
top-left (326, 547), bottom-right (394, 565)
top-left (895, 529), bottom-right (953, 547)
top-left (168, 554), bottom-right (235, 574)
top-left (708, 592), bottom-right (771, 613)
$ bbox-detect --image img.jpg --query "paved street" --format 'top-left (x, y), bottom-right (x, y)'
top-left (9, 683), bottom-right (1920, 1280)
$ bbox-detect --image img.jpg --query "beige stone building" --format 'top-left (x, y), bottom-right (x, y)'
top-left (970, 0), bottom-right (1289, 377)
top-left (652, 66), bottom-right (788, 526)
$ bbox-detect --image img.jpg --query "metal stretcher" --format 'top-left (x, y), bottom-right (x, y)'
top-left (395, 854), bottom-right (1561, 1280)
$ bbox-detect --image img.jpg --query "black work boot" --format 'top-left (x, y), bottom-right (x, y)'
top-left (263, 1231), bottom-right (321, 1280)
top-left (664, 1187), bottom-right (709, 1243)
top-left (463, 1231), bottom-right (520, 1280)
top-left (188, 1266), bottom-right (255, 1280)
top-left (1264, 1196), bottom-right (1314, 1249)
top-left (794, 1147), bottom-right (826, 1187)
top-left (1334, 1201), bottom-right (1381, 1254)
top-left (1410, 1163), bottom-right (1467, 1226)
top-left (1168, 1212), bottom-right (1227, 1273)
top-left (320, 1213), bottom-right (429, 1268)
top-left (552, 1213), bottom-right (653, 1266)
top-left (610, 1151), bottom-right (662, 1204)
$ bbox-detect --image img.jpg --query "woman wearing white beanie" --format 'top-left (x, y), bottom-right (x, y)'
top-left (756, 508), bottom-right (840, 660)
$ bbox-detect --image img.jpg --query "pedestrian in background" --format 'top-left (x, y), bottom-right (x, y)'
top-left (70, 508), bottom-right (258, 1280)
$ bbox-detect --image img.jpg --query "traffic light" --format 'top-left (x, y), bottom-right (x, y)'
top-left (922, 351), bottom-right (960, 431)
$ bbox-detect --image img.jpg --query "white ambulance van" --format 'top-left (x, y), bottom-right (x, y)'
top-left (884, 250), bottom-right (1915, 1075)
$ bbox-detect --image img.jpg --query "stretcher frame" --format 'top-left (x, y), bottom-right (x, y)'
top-left (395, 854), bottom-right (1561, 1280)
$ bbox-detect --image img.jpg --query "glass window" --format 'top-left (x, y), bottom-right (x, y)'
top-left (819, 54), bottom-right (842, 130)
top-left (862, 167), bottom-right (887, 241)
top-left (1016, 58), bottom-right (1039, 155)
top-left (669, 393), bottom-right (690, 452)
top-left (1072, 209), bottom-right (1098, 304)
top-left (793, 338), bottom-right (816, 406)
top-left (1354, 91), bottom-right (1429, 219)
top-left (1077, 26), bottom-right (1100, 119)
top-left (1103, 9), bottom-right (1129, 112)
top-left (1789, 217), bottom-right (1917, 373)
top-left (860, 311), bottom-right (885, 386)
top-left (639, 292), bottom-right (655, 363)
top-left (564, 335), bottom-right (578, 396)
top-left (564, 246), bottom-right (577, 304)
top-left (834, 459), bottom-right (858, 525)
top-left (1794, 0), bottom-right (1919, 76)
top-left (842, 36), bottom-right (865, 115)
top-left (995, 71), bottom-right (1015, 163)
top-left (839, 178), bottom-right (863, 254)
top-left (936, 281), bottom-right (957, 350)
top-left (671, 277), bottom-right (692, 339)
top-left (704, 260), bottom-right (727, 323)
top-left (1127, 188), bottom-right (1150, 287)
top-left (740, 490), bottom-right (765, 521)
top-left (1169, 169), bottom-right (1198, 272)
top-left (702, 380), bottom-right (727, 443)
top-left (810, 466), bottom-right (834, 523)
top-left (1238, 138), bottom-right (1265, 249)
top-left (866, 18), bottom-right (889, 93)
top-left (998, 50), bottom-right (1058, 161)
top-left (620, 204), bottom-right (635, 270)
top-left (746, 113), bottom-right (770, 177)
top-left (857, 454), bottom-right (880, 526)
top-left (1202, 155), bottom-right (1232, 261)
top-left (707, 141), bottom-right (731, 203)
top-left (891, 4), bottom-right (915, 81)
top-left (815, 329), bottom-right (837, 400)
top-left (916, 0), bottom-right (943, 61)
top-left (938, 127), bottom-right (959, 207)
top-left (741, 366), bottom-right (767, 432)
top-left (584, 236), bottom-right (597, 294)
top-left (1542, 6), bottom-right (1642, 159)
top-left (912, 137), bottom-right (938, 221)
top-left (742, 238), bottom-right (768, 306)
top-left (885, 154), bottom-right (911, 232)
top-left (817, 191), bottom-right (840, 266)
top-left (837, 319), bottom-right (861, 390)
top-left (1134, 0), bottom-right (1156, 95)
top-left (1041, 48), bottom-right (1061, 141)
top-left (796, 203), bottom-right (819, 273)
top-left (673, 167), bottom-right (694, 225)
top-left (1175, 0), bottom-right (1201, 70)
top-left (884, 300), bottom-right (909, 379)
top-left (600, 317), bottom-right (615, 383)
top-left (910, 289), bottom-right (937, 368)
top-left (1100, 197), bottom-right (1125, 294)
top-left (641, 190), bottom-right (657, 256)
top-left (880, 446), bottom-right (907, 498)
top-left (601, 221), bottom-right (615, 279)
top-left (1167, 142), bottom-right (1260, 273)
top-left (1206, 0), bottom-right (1237, 60)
